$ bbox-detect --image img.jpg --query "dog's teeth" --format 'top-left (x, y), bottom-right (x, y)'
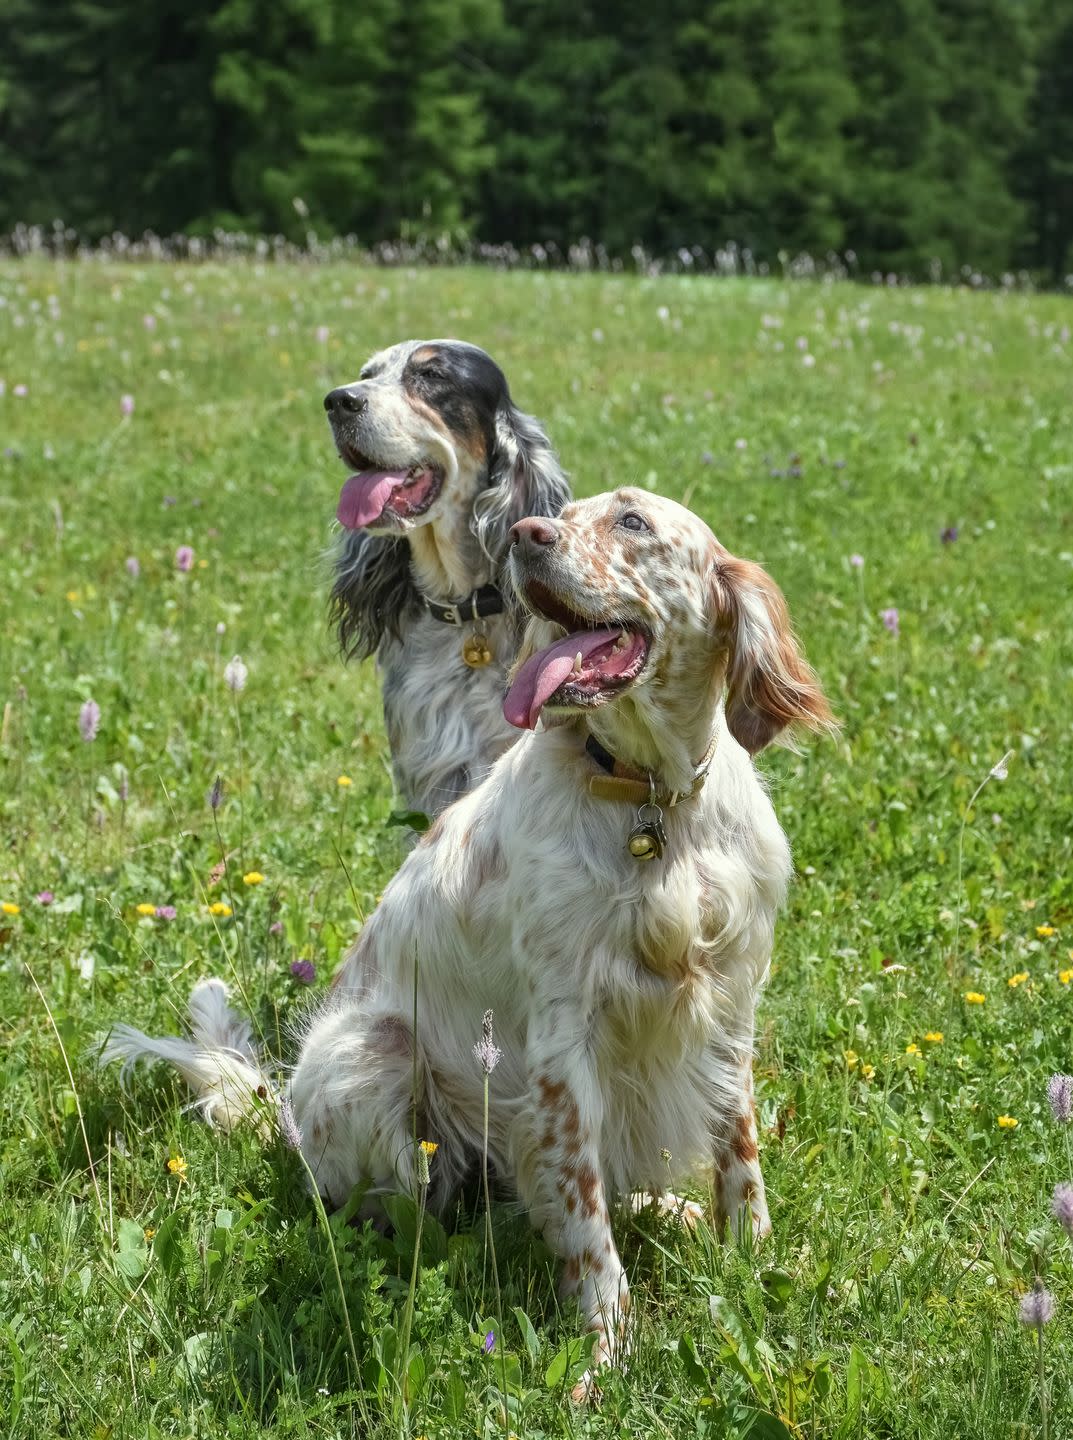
top-left (572, 651), bottom-right (583, 674)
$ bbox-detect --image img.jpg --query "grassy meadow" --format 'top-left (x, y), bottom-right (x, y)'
top-left (1, 258), bottom-right (1072, 1439)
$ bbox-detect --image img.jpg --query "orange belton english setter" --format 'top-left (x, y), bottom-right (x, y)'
top-left (106, 487), bottom-right (834, 1398)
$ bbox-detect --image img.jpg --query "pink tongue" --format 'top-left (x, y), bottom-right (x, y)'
top-left (337, 470), bottom-right (409, 528)
top-left (503, 627), bottom-right (619, 730)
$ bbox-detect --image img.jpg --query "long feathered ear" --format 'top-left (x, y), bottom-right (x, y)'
top-left (713, 552), bottom-right (837, 754)
top-left (471, 401), bottom-right (571, 573)
top-left (329, 528), bottom-right (417, 660)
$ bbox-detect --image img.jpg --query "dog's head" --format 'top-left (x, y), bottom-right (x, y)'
top-left (326, 340), bottom-right (570, 658)
top-left (505, 489), bottom-right (835, 785)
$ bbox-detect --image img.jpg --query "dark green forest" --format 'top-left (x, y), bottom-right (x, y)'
top-left (2, 0), bottom-right (1072, 279)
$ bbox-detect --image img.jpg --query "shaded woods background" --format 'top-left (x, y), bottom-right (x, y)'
top-left (1, 0), bottom-right (1071, 280)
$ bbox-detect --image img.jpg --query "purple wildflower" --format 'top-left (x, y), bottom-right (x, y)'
top-left (142, 314), bottom-right (157, 331)
top-left (1052, 1183), bottom-right (1073, 1237)
top-left (315, 325), bottom-right (330, 344)
top-left (163, 495), bottom-right (177, 508)
top-left (940, 526), bottom-right (959, 545)
top-left (35, 891), bottom-right (54, 906)
top-left (120, 394), bottom-right (135, 417)
top-left (209, 775), bottom-right (224, 811)
top-left (1047, 1074), bottom-right (1073, 1124)
top-left (290, 959), bottom-right (316, 985)
top-left (849, 553), bottom-right (864, 569)
top-left (79, 699), bottom-right (101, 742)
top-left (880, 608), bottom-right (900, 637)
top-left (175, 545), bottom-right (194, 572)
top-left (472, 1009), bottom-right (503, 1074)
top-left (279, 1097), bottom-right (303, 1151)
top-left (483, 1331), bottom-right (496, 1354)
top-left (13, 384), bottom-right (27, 398)
top-left (269, 920), bottom-right (284, 936)
top-left (125, 555), bottom-right (140, 578)
top-left (1019, 1281), bottom-right (1056, 1329)
top-left (700, 450), bottom-right (714, 465)
top-left (155, 905), bottom-right (177, 920)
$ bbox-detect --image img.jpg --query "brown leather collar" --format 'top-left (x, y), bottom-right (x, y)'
top-left (585, 731), bottom-right (717, 807)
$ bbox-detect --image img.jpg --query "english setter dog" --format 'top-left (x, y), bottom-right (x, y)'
top-left (325, 338), bottom-right (570, 817)
top-left (106, 488), bottom-right (834, 1398)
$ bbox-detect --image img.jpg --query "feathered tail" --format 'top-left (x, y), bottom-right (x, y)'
top-left (101, 978), bottom-right (275, 1133)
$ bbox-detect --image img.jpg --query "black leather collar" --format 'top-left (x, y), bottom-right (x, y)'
top-left (585, 733), bottom-right (619, 775)
top-left (424, 583), bottom-right (504, 626)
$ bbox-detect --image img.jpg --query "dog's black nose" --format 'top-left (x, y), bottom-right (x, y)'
top-left (324, 386), bottom-right (368, 416)
top-left (509, 517), bottom-right (559, 549)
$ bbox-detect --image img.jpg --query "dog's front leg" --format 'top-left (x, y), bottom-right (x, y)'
top-left (516, 1014), bottom-right (628, 1401)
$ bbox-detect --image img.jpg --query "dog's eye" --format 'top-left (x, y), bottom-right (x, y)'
top-left (618, 512), bottom-right (650, 533)
top-left (415, 362), bottom-right (448, 382)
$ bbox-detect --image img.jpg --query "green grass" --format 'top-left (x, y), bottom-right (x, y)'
top-left (2, 259), bottom-right (1072, 1439)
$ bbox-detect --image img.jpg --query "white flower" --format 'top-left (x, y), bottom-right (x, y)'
top-left (989, 750), bottom-right (1014, 782)
top-left (224, 655), bottom-right (248, 693)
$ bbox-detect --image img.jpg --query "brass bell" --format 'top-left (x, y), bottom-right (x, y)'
top-left (462, 632), bottom-right (493, 668)
top-left (628, 831), bottom-right (658, 860)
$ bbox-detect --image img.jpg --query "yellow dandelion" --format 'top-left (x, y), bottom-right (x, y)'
top-left (1059, 970), bottom-right (1073, 986)
top-left (843, 1049), bottom-right (859, 1069)
top-left (1036, 925), bottom-right (1056, 938)
top-left (964, 991), bottom-right (986, 1004)
top-left (242, 871), bottom-right (264, 886)
top-left (996, 1115), bottom-right (1018, 1130)
top-left (207, 901), bottom-right (232, 917)
top-left (144, 1227), bottom-right (156, 1241)
top-left (135, 903), bottom-right (156, 916)
top-left (419, 1140), bottom-right (439, 1157)
top-left (1, 902), bottom-right (20, 916)
top-left (923, 1031), bottom-right (944, 1044)
top-left (167, 1155), bottom-right (188, 1176)
top-left (861, 1064), bottom-right (876, 1080)
top-left (1007, 971), bottom-right (1030, 988)
top-left (65, 589), bottom-right (81, 603)
top-left (905, 1042), bottom-right (922, 1057)
top-left (336, 775), bottom-right (353, 787)
top-left (197, 558), bottom-right (209, 569)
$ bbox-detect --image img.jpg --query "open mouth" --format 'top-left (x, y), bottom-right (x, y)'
top-left (503, 579), bottom-right (650, 730)
top-left (336, 445), bottom-right (444, 529)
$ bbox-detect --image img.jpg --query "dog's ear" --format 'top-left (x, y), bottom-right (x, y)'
top-left (330, 528), bottom-right (417, 660)
top-left (712, 552), bottom-right (837, 754)
top-left (472, 401), bottom-right (570, 569)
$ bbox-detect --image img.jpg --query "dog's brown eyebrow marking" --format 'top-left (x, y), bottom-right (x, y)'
top-left (410, 345), bottom-right (440, 365)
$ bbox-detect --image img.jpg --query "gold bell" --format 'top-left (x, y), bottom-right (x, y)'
top-left (462, 632), bottom-right (493, 668)
top-left (628, 831), bottom-right (659, 860)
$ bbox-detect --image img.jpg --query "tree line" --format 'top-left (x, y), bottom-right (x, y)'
top-left (1, 0), bottom-right (1071, 280)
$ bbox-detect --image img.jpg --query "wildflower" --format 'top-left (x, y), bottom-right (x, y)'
top-left (120, 394), bottom-right (135, 417)
top-left (940, 526), bottom-right (958, 544)
top-left (473, 1009), bottom-right (503, 1074)
top-left (849, 553), bottom-right (864, 569)
top-left (879, 608), bottom-right (900, 637)
top-left (964, 991), bottom-right (986, 1004)
top-left (135, 903), bottom-right (156, 917)
top-left (144, 1227), bottom-right (156, 1240)
top-left (997, 1115), bottom-right (1018, 1129)
top-left (209, 775), bottom-right (223, 811)
top-left (79, 699), bottom-right (100, 742)
top-left (1059, 970), bottom-right (1073, 986)
top-left (1019, 1281), bottom-right (1055, 1329)
top-left (155, 905), bottom-right (176, 920)
top-left (207, 901), bottom-right (232, 917)
top-left (35, 891), bottom-right (54, 906)
top-left (735, 438), bottom-right (747, 451)
top-left (315, 325), bottom-right (330, 344)
top-left (290, 959), bottom-right (315, 984)
top-left (1046, 1075), bottom-right (1073, 1125)
top-left (336, 775), bottom-right (353, 787)
top-left (483, 1331), bottom-right (496, 1355)
top-left (844, 1048), bottom-right (859, 1069)
top-left (242, 871), bottom-right (264, 886)
top-left (1, 902), bottom-right (20, 916)
top-left (923, 1032), bottom-right (944, 1044)
top-left (174, 545), bottom-right (194, 572)
top-left (905, 1042), bottom-right (922, 1057)
top-left (14, 383), bottom-right (28, 397)
top-left (1036, 925), bottom-right (1056, 938)
top-left (1008, 971), bottom-right (1030, 988)
top-left (279, 1097), bottom-right (303, 1152)
top-left (166, 1155), bottom-right (188, 1178)
top-left (861, 1064), bottom-right (876, 1080)
top-left (66, 590), bottom-right (80, 603)
top-left (125, 555), bottom-right (140, 578)
top-left (269, 920), bottom-right (283, 935)
top-left (1052, 1183), bottom-right (1073, 1237)
top-left (224, 655), bottom-right (248, 693)
top-left (215, 621), bottom-right (226, 636)
top-left (420, 1140), bottom-right (439, 1158)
